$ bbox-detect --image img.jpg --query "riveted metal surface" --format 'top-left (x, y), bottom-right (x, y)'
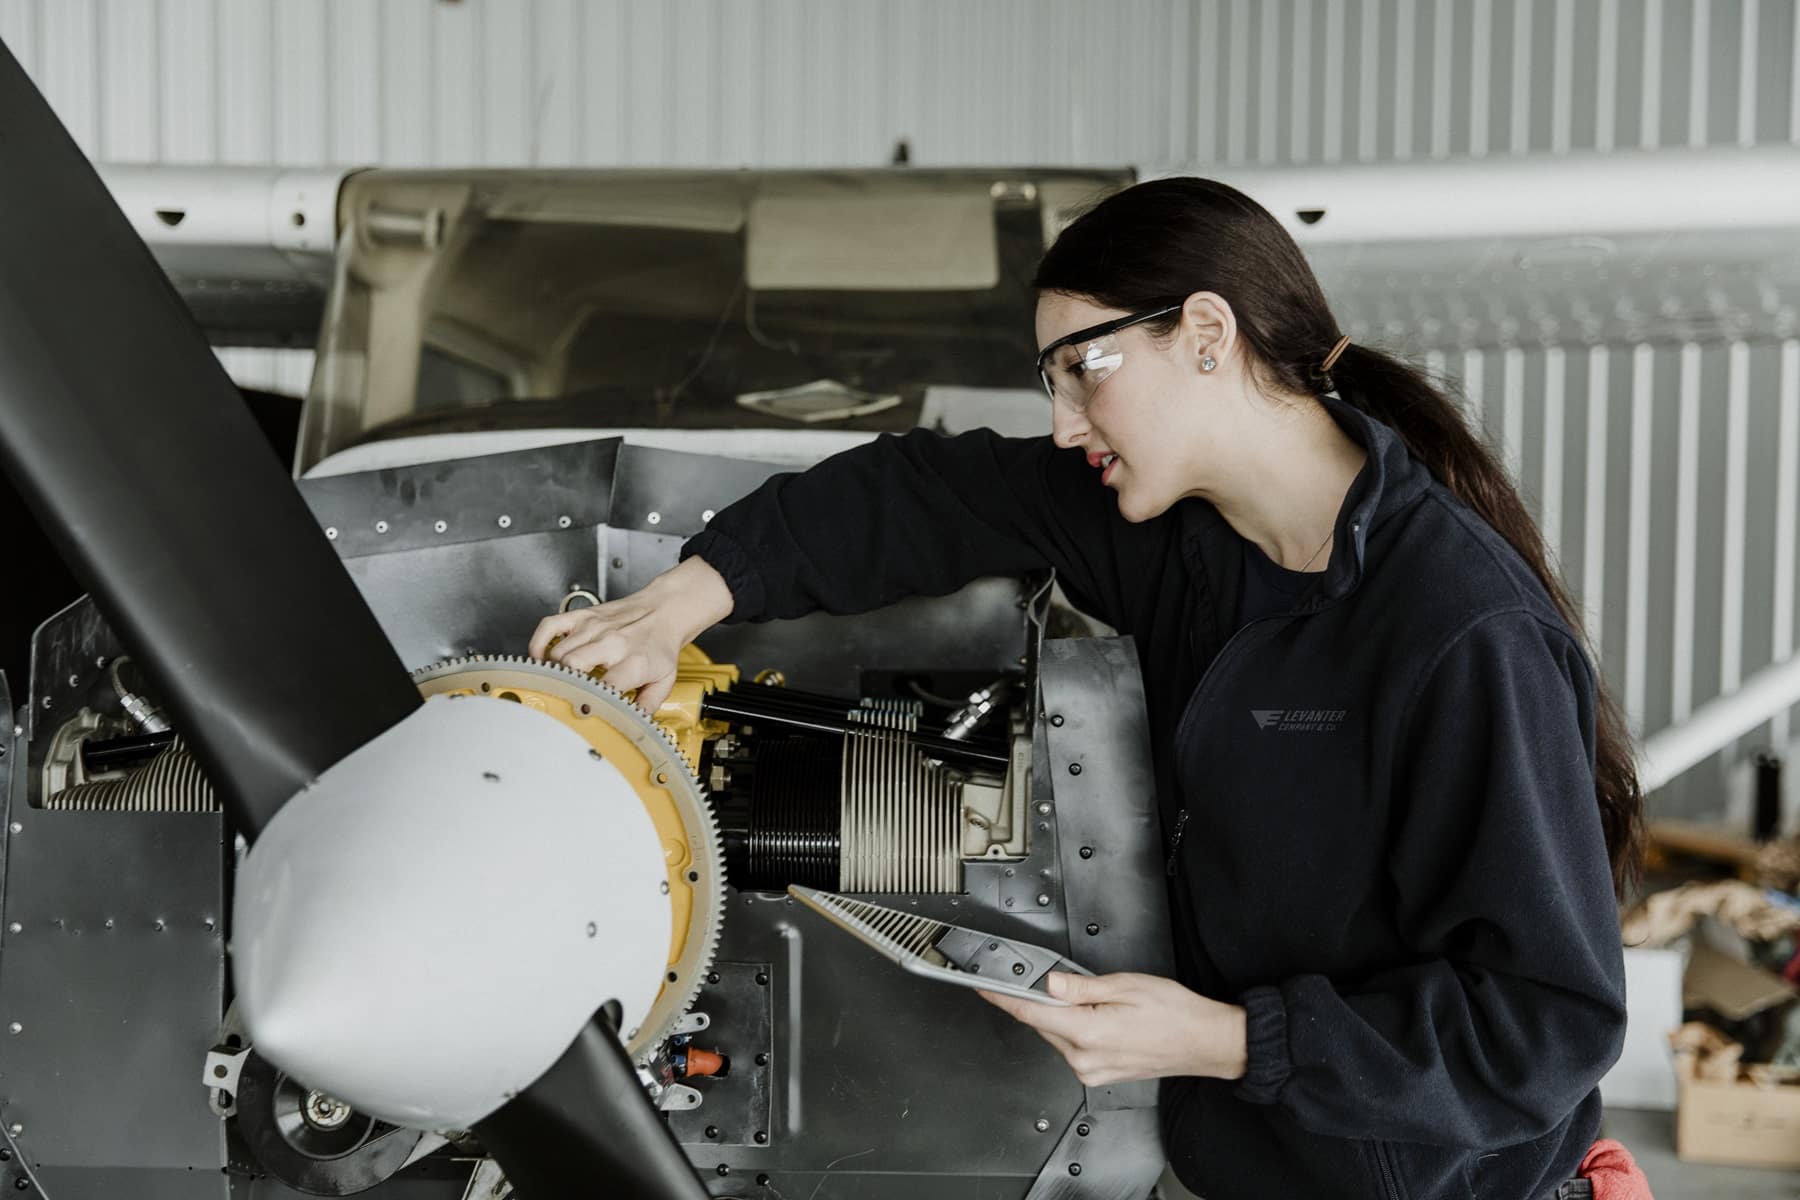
top-left (1021, 1109), bottom-right (1164, 1200)
top-left (297, 438), bottom-right (619, 557)
top-left (1040, 638), bottom-right (1172, 978)
top-left (0, 805), bottom-right (227, 1182)
top-left (25, 596), bottom-right (120, 744)
top-left (667, 961), bottom-right (772, 1150)
top-left (1040, 637), bottom-right (1175, 1117)
top-left (608, 443), bottom-right (789, 538)
top-left (697, 889), bottom-right (1081, 1195)
top-left (338, 529), bottom-right (600, 669)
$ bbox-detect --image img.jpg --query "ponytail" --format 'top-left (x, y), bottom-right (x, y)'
top-left (1331, 345), bottom-right (1645, 898)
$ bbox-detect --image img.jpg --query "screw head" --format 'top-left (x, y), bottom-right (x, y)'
top-left (497, 515), bottom-right (513, 528)
top-left (705, 1125), bottom-right (719, 1139)
top-left (702, 509), bottom-right (715, 522)
top-left (1078, 846), bottom-right (1094, 859)
top-left (1012, 962), bottom-right (1027, 975)
top-left (716, 1163), bottom-right (730, 1176)
top-left (8, 1022), bottom-right (21, 1034)
top-left (374, 520), bottom-right (389, 533)
top-left (647, 511), bottom-right (662, 525)
top-left (1067, 762), bottom-right (1082, 776)
top-left (754, 1131), bottom-right (768, 1144)
top-left (1036, 893), bottom-right (1051, 906)
top-left (7, 1124), bottom-right (19, 1137)
top-left (1034, 1118), bottom-right (1049, 1132)
top-left (1036, 802), bottom-right (1051, 815)
top-left (6, 923), bottom-right (18, 935)
top-left (1049, 714), bottom-right (1064, 726)
top-left (66, 673), bottom-right (79, 688)
top-left (754, 971), bottom-right (768, 985)
top-left (755, 1052), bottom-right (769, 1066)
top-left (1068, 1163), bottom-right (1082, 1177)
top-left (558, 515), bottom-right (573, 528)
top-left (8, 823), bottom-right (19, 834)
top-left (434, 520), bottom-right (448, 533)
top-left (1077, 1122), bottom-right (1091, 1136)
top-left (1086, 922), bottom-right (1100, 936)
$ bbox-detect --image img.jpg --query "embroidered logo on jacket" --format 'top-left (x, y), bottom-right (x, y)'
top-left (1250, 708), bottom-right (1346, 732)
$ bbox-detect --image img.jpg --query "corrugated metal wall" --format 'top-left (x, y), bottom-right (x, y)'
top-left (5, 0), bottom-right (1799, 822)
top-left (4, 0), bottom-right (1796, 168)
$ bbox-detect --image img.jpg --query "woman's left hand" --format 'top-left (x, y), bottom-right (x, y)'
top-left (978, 972), bottom-right (1249, 1087)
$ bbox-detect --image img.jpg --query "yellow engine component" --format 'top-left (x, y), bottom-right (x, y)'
top-left (653, 643), bottom-right (740, 770)
top-left (409, 655), bottom-right (730, 1059)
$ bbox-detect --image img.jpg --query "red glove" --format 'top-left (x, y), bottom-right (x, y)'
top-left (1579, 1138), bottom-right (1653, 1200)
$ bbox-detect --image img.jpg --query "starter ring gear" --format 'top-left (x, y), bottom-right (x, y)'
top-left (410, 656), bottom-right (726, 1061)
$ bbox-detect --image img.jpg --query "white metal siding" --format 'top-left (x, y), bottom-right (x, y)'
top-left (5, 1), bottom-right (1797, 171)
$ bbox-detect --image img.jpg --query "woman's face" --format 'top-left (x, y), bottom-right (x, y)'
top-left (1035, 291), bottom-right (1220, 523)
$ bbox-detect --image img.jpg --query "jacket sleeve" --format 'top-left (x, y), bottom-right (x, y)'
top-left (678, 428), bottom-right (1130, 626)
top-left (1233, 610), bottom-right (1628, 1147)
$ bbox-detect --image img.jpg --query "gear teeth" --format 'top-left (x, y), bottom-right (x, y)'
top-left (409, 655), bottom-right (728, 1062)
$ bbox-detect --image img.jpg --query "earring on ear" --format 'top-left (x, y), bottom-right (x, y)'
top-left (1201, 354), bottom-right (1217, 372)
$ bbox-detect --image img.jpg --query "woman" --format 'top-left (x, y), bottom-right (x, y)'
top-left (529, 178), bottom-right (1642, 1200)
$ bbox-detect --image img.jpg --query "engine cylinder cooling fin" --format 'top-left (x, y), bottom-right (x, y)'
top-left (45, 737), bottom-right (219, 812)
top-left (840, 713), bottom-right (962, 893)
top-left (736, 737), bottom-right (843, 890)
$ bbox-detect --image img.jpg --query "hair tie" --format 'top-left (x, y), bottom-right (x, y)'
top-left (1321, 334), bottom-right (1351, 373)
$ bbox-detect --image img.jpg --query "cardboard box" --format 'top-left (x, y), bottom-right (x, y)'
top-left (1673, 1053), bottom-right (1800, 1169)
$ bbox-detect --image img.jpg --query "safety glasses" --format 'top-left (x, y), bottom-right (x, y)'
top-left (1035, 301), bottom-right (1183, 411)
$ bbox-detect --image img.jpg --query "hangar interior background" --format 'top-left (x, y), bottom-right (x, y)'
top-left (7, 0), bottom-right (1791, 829)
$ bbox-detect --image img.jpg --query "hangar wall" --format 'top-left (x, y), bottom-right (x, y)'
top-left (3, 0), bottom-right (1799, 826)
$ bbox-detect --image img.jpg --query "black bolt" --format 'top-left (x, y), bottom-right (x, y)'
top-left (1078, 846), bottom-right (1094, 859)
top-left (611, 558), bottom-right (624, 569)
top-left (1067, 762), bottom-right (1082, 776)
top-left (754, 1052), bottom-right (769, 1066)
top-left (705, 1125), bottom-right (719, 1139)
top-left (1050, 714), bottom-right (1064, 727)
top-left (0, 1149), bottom-right (9, 1161)
top-left (1068, 1163), bottom-right (1082, 1177)
top-left (754, 1131), bottom-right (768, 1144)
top-left (757, 1175), bottom-right (771, 1187)
top-left (707, 972), bottom-right (720, 984)
top-left (1085, 923), bottom-right (1100, 936)
top-left (1077, 1122), bottom-right (1091, 1136)
top-left (15, 1180), bottom-right (27, 1192)
top-left (754, 971), bottom-right (768, 986)
top-left (716, 1164), bottom-right (731, 1177)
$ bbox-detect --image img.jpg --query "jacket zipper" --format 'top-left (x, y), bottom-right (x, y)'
top-left (1164, 610), bottom-right (1294, 875)
top-left (1373, 1141), bottom-right (1403, 1200)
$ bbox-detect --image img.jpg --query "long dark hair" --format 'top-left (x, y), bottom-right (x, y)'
top-left (1035, 177), bottom-right (1644, 899)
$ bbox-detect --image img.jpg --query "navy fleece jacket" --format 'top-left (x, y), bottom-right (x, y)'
top-left (680, 394), bottom-right (1627, 1200)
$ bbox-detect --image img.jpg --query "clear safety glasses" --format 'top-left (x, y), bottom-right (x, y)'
top-left (1035, 301), bottom-right (1183, 411)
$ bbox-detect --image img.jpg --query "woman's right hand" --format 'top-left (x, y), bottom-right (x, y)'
top-left (527, 555), bottom-right (735, 713)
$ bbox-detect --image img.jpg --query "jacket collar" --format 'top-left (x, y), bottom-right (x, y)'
top-left (1177, 391), bottom-right (1433, 630)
